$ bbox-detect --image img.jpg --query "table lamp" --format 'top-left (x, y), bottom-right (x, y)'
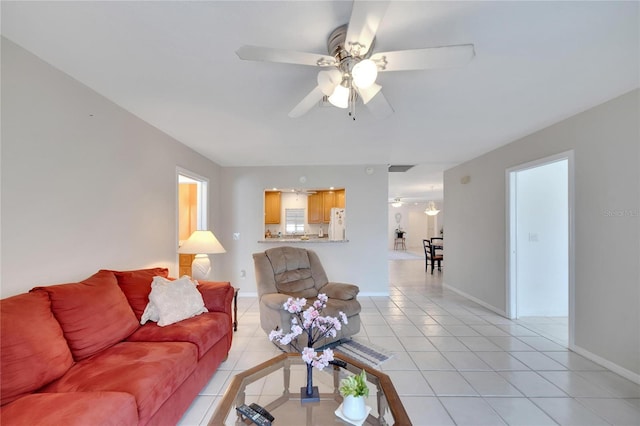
top-left (178, 230), bottom-right (226, 280)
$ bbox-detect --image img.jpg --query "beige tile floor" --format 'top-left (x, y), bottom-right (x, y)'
top-left (179, 258), bottom-right (640, 425)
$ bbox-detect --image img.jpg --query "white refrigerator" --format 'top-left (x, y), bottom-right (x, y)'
top-left (328, 208), bottom-right (346, 241)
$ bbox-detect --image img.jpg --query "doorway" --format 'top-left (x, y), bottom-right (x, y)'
top-left (177, 168), bottom-right (208, 276)
top-left (507, 152), bottom-right (574, 348)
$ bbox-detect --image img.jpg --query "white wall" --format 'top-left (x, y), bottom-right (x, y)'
top-left (218, 165), bottom-right (389, 296)
top-left (1, 38), bottom-right (391, 301)
top-left (444, 89), bottom-right (640, 378)
top-left (515, 159), bottom-right (568, 317)
top-left (0, 38), bottom-right (222, 297)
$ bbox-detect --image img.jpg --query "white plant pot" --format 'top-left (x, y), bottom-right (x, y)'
top-left (342, 395), bottom-right (366, 421)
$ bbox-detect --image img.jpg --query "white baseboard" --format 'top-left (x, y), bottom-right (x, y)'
top-left (443, 282), bottom-right (507, 317)
top-left (441, 285), bottom-right (640, 385)
top-left (570, 344), bottom-right (640, 385)
top-left (238, 291), bottom-right (391, 298)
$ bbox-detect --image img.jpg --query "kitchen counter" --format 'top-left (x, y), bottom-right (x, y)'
top-left (258, 238), bottom-right (348, 243)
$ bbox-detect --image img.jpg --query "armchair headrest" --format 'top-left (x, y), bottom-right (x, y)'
top-left (265, 247), bottom-right (311, 274)
top-left (263, 247), bottom-right (319, 298)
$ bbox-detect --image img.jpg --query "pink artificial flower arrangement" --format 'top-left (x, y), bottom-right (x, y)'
top-left (269, 293), bottom-right (348, 370)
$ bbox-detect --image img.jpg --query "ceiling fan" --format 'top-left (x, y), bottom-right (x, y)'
top-left (236, 0), bottom-right (475, 120)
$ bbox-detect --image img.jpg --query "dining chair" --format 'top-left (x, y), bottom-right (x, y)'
top-left (423, 239), bottom-right (443, 274)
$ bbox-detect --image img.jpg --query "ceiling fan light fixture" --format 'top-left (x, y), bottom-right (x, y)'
top-left (317, 69), bottom-right (342, 96)
top-left (328, 84), bottom-right (349, 108)
top-left (352, 59), bottom-right (378, 88)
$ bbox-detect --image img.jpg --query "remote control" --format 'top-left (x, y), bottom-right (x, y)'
top-left (329, 359), bottom-right (347, 368)
top-left (250, 403), bottom-right (274, 422)
top-left (235, 404), bottom-right (271, 426)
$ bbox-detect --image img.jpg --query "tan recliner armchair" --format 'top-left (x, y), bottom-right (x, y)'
top-left (253, 246), bottom-right (361, 348)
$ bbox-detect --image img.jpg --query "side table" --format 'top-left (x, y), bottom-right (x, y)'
top-left (233, 286), bottom-right (239, 332)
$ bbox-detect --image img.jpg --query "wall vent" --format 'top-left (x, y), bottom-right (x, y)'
top-left (388, 165), bottom-right (415, 172)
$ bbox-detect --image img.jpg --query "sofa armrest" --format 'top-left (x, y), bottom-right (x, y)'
top-left (319, 282), bottom-right (359, 301)
top-left (197, 281), bottom-right (234, 315)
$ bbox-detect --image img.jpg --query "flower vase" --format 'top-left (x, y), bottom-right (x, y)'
top-left (300, 362), bottom-right (320, 402)
top-left (342, 395), bottom-right (367, 421)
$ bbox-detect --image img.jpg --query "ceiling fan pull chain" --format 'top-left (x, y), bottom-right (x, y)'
top-left (348, 88), bottom-right (356, 120)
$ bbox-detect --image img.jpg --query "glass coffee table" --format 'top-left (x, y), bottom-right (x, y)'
top-left (209, 352), bottom-right (411, 425)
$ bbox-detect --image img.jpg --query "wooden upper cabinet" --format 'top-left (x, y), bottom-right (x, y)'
top-left (264, 191), bottom-right (281, 224)
top-left (307, 192), bottom-right (323, 224)
top-left (322, 191), bottom-right (336, 223)
top-left (307, 189), bottom-right (346, 224)
top-left (335, 189), bottom-right (346, 209)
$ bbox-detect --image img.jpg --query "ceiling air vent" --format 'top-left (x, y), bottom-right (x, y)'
top-left (388, 165), bottom-right (415, 173)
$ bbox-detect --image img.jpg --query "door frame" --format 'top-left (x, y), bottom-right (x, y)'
top-left (505, 150), bottom-right (575, 348)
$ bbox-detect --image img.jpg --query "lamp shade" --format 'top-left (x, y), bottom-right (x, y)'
top-left (318, 69), bottom-right (342, 96)
top-left (352, 59), bottom-right (378, 89)
top-left (178, 230), bottom-right (226, 254)
top-left (328, 84), bottom-right (349, 108)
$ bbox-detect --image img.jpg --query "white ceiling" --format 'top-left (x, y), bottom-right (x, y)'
top-left (2, 1), bottom-right (638, 203)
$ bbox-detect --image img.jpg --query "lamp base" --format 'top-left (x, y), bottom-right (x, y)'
top-left (191, 254), bottom-right (211, 280)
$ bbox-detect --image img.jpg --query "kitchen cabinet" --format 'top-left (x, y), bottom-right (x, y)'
top-left (335, 189), bottom-right (346, 209)
top-left (322, 191), bottom-right (336, 223)
top-left (307, 190), bottom-right (345, 224)
top-left (307, 192), bottom-right (323, 224)
top-left (264, 191), bottom-right (281, 224)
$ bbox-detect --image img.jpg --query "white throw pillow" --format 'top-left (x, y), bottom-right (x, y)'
top-left (140, 276), bottom-right (208, 326)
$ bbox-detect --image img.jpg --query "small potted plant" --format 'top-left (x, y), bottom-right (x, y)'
top-left (339, 369), bottom-right (369, 421)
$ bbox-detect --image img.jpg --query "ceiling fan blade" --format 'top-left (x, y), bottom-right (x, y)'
top-left (364, 90), bottom-right (393, 119)
top-left (236, 45), bottom-right (336, 67)
top-left (288, 86), bottom-right (325, 118)
top-left (371, 44), bottom-right (475, 72)
top-left (354, 83), bottom-right (382, 105)
top-left (345, 0), bottom-right (390, 56)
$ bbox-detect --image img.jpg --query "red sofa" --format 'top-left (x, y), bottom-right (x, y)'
top-left (0, 268), bottom-right (234, 426)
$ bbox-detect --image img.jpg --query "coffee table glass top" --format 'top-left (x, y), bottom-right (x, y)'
top-left (209, 352), bottom-right (411, 425)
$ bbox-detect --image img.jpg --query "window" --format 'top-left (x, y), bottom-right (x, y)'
top-left (285, 208), bottom-right (305, 234)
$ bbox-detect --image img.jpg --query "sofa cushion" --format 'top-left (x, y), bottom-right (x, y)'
top-left (141, 276), bottom-right (207, 326)
top-left (112, 267), bottom-right (170, 320)
top-left (0, 291), bottom-right (74, 406)
top-left (33, 270), bottom-right (139, 361)
top-left (42, 341), bottom-right (198, 425)
top-left (0, 392), bottom-right (138, 426)
top-left (128, 312), bottom-right (231, 359)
